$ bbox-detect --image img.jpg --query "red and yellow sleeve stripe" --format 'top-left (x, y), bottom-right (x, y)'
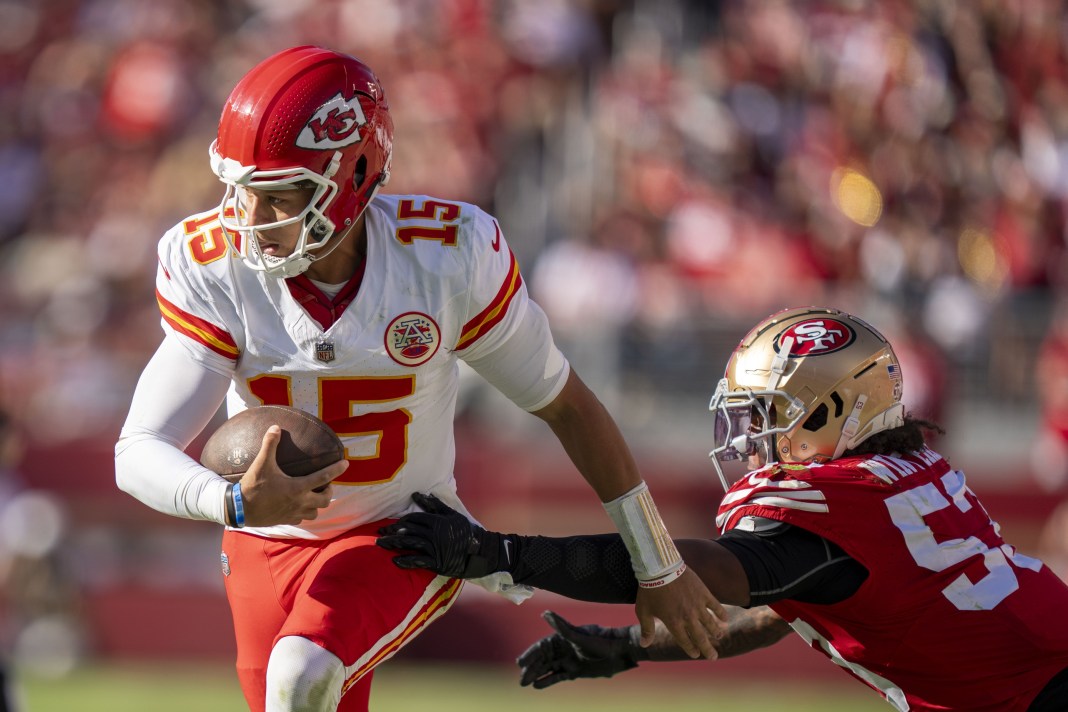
top-left (455, 250), bottom-right (522, 351)
top-left (156, 289), bottom-right (239, 361)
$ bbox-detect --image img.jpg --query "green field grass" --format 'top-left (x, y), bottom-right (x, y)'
top-left (14, 661), bottom-right (888, 711)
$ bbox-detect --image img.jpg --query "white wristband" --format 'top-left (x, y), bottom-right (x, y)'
top-left (603, 481), bottom-right (684, 582)
top-left (637, 562), bottom-right (687, 589)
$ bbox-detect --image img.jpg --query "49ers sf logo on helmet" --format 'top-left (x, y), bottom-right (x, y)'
top-left (297, 92), bottom-right (367, 150)
top-left (776, 318), bottom-right (855, 356)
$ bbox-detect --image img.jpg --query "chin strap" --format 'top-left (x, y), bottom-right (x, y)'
top-left (297, 171), bottom-right (387, 275)
top-left (830, 398), bottom-right (907, 459)
top-left (832, 394), bottom-right (867, 460)
top-left (299, 218), bottom-right (360, 273)
top-left (762, 336), bottom-right (795, 465)
top-left (765, 336), bottom-right (794, 394)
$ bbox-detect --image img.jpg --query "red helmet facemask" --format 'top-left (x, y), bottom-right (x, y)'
top-left (209, 46), bottom-right (393, 278)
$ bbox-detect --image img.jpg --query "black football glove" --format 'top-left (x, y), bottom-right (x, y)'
top-left (376, 492), bottom-right (509, 579)
top-left (517, 611), bottom-right (645, 689)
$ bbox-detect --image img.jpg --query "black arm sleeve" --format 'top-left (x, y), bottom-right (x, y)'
top-left (502, 523), bottom-right (867, 607)
top-left (1030, 666), bottom-right (1068, 712)
top-left (506, 533), bottom-right (639, 604)
top-left (716, 523), bottom-right (869, 606)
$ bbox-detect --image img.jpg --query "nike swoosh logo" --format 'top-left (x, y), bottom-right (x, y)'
top-left (491, 221), bottom-right (501, 252)
top-left (503, 537), bottom-right (513, 564)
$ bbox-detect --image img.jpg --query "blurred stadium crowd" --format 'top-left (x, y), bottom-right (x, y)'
top-left (4, 0), bottom-right (1068, 452)
top-left (3, 0), bottom-right (1068, 679)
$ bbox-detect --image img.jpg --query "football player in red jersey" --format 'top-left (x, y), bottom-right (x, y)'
top-left (114, 46), bottom-right (722, 712)
top-left (378, 306), bottom-right (1068, 711)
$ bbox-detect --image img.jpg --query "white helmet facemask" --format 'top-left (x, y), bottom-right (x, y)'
top-left (209, 142), bottom-right (343, 278)
top-left (708, 377), bottom-right (807, 491)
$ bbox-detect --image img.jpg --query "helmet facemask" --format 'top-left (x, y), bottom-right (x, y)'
top-left (709, 378), bottom-right (807, 491)
top-left (210, 143), bottom-right (343, 278)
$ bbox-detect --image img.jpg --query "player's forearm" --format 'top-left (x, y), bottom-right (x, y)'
top-left (503, 534), bottom-right (753, 606)
top-left (712, 606), bottom-right (791, 658)
top-left (533, 370), bottom-right (641, 501)
top-left (115, 336), bottom-right (232, 523)
top-left (635, 606), bottom-right (790, 662)
top-left (509, 534), bottom-right (639, 603)
top-left (533, 372), bottom-right (693, 589)
top-left (115, 432), bottom-right (230, 524)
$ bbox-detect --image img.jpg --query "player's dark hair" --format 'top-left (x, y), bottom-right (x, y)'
top-left (843, 415), bottom-right (945, 457)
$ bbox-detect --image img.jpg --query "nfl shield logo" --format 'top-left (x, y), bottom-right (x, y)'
top-left (315, 341), bottom-right (335, 363)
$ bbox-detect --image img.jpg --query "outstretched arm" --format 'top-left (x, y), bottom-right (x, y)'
top-left (516, 607), bottom-right (791, 689)
top-left (377, 493), bottom-right (867, 606)
top-left (532, 370), bottom-right (724, 658)
top-left (639, 605), bottom-right (790, 661)
top-left (377, 494), bottom-right (750, 606)
top-left (463, 290), bottom-right (721, 657)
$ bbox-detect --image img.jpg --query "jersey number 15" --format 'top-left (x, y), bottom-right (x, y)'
top-left (249, 374), bottom-right (414, 486)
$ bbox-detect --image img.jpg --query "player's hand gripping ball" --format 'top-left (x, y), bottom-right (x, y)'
top-left (200, 405), bottom-right (344, 484)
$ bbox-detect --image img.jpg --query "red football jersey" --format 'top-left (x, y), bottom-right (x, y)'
top-left (717, 448), bottom-right (1068, 711)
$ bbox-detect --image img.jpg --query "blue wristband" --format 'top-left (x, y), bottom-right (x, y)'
top-left (232, 482), bottom-right (245, 528)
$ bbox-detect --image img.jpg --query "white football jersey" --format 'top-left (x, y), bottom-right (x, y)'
top-left (154, 194), bottom-right (568, 539)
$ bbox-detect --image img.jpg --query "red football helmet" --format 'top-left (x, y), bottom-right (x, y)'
top-left (209, 46), bottom-right (393, 277)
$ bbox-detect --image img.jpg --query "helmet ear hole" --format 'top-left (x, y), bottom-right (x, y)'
top-left (353, 155), bottom-right (368, 191)
top-left (830, 391), bottom-right (844, 418)
top-left (802, 403), bottom-right (829, 432)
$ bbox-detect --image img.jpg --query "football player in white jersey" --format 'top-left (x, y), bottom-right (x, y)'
top-left (114, 46), bottom-right (722, 712)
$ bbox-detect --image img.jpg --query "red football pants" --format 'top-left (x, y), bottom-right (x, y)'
top-left (221, 520), bottom-right (462, 711)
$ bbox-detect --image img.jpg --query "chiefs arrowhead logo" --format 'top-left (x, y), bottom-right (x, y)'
top-left (297, 93), bottom-right (367, 150)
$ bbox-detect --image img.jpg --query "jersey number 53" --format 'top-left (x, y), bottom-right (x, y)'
top-left (885, 469), bottom-right (1042, 611)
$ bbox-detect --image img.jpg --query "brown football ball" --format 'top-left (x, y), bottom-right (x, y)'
top-left (200, 405), bottom-right (345, 484)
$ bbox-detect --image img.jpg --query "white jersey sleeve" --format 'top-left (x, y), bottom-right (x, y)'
top-left (115, 334), bottom-right (231, 523)
top-left (453, 207), bottom-right (569, 411)
top-left (154, 210), bottom-right (244, 376)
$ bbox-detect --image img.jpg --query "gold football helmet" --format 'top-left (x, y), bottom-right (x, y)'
top-left (709, 307), bottom-right (905, 490)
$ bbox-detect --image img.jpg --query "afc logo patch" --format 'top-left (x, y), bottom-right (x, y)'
top-left (775, 318), bottom-right (856, 356)
top-left (385, 312), bottom-right (441, 367)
